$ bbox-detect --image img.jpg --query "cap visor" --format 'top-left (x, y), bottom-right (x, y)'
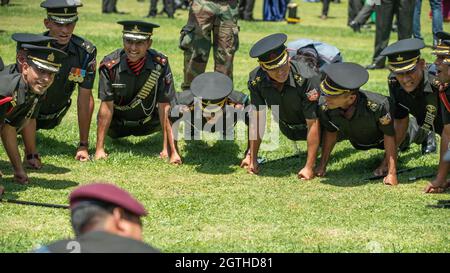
top-left (49, 15), bottom-right (78, 24)
top-left (31, 59), bottom-right (59, 73)
top-left (123, 33), bottom-right (149, 41)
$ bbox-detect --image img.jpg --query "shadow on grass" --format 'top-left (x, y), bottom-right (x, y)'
top-left (319, 147), bottom-right (437, 187)
top-left (1, 177), bottom-right (78, 192)
top-left (182, 139), bottom-right (242, 174)
top-left (34, 133), bottom-right (76, 157)
top-left (107, 131), bottom-right (164, 157)
top-left (35, 130), bottom-right (165, 158)
top-left (0, 159), bottom-right (71, 175)
top-left (259, 146), bottom-right (356, 178)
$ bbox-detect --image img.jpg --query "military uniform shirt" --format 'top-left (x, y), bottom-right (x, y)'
top-left (38, 33), bottom-right (96, 116)
top-left (99, 49), bottom-right (175, 122)
top-left (436, 81), bottom-right (450, 126)
top-left (0, 73), bottom-right (43, 129)
top-left (36, 231), bottom-right (160, 253)
top-left (248, 60), bottom-right (320, 125)
top-left (174, 89), bottom-right (249, 133)
top-left (319, 90), bottom-right (395, 148)
top-left (0, 63), bottom-right (18, 77)
top-left (389, 64), bottom-right (443, 134)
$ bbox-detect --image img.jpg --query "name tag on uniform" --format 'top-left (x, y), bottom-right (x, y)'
top-left (112, 84), bottom-right (126, 89)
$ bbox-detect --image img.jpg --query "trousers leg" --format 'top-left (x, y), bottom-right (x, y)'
top-left (373, 0), bottom-right (395, 66)
top-left (182, 0), bottom-right (216, 90)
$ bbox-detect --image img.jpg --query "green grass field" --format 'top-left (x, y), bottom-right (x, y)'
top-left (0, 0), bottom-right (449, 253)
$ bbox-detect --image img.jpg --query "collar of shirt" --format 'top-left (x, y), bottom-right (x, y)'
top-left (119, 50), bottom-right (155, 74)
top-left (339, 92), bottom-right (359, 120)
top-left (16, 75), bottom-right (29, 105)
top-left (44, 31), bottom-right (77, 55)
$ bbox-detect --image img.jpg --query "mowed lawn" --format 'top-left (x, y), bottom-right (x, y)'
top-left (0, 0), bottom-right (449, 253)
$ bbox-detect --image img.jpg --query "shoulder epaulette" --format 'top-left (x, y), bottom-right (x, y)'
top-left (100, 49), bottom-right (121, 70)
top-left (150, 49), bottom-right (167, 66)
top-left (388, 73), bottom-right (398, 86)
top-left (367, 100), bottom-right (380, 112)
top-left (71, 34), bottom-right (96, 54)
top-left (294, 73), bottom-right (305, 86)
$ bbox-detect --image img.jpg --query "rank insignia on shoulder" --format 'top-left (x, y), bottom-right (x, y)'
top-left (321, 104), bottom-right (328, 111)
top-left (306, 88), bottom-right (319, 101)
top-left (251, 76), bottom-right (261, 86)
top-left (432, 78), bottom-right (442, 88)
top-left (155, 56), bottom-right (167, 65)
top-left (367, 100), bottom-right (378, 112)
top-left (379, 112), bottom-right (392, 125)
top-left (294, 74), bottom-right (304, 85)
top-left (68, 67), bottom-right (84, 83)
top-left (388, 77), bottom-right (398, 85)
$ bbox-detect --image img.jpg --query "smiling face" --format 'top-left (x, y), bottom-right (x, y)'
top-left (262, 61), bottom-right (291, 83)
top-left (434, 55), bottom-right (450, 83)
top-left (123, 38), bottom-right (152, 62)
top-left (393, 59), bottom-right (425, 93)
top-left (44, 19), bottom-right (76, 46)
top-left (22, 61), bottom-right (55, 95)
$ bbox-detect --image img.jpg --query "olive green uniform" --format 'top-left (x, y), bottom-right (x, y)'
top-left (319, 90), bottom-right (395, 150)
top-left (35, 231), bottom-right (160, 253)
top-left (0, 73), bottom-right (44, 131)
top-left (248, 60), bottom-right (321, 141)
top-left (180, 0), bottom-right (239, 90)
top-left (36, 33), bottom-right (96, 130)
top-left (98, 48), bottom-right (175, 138)
top-left (388, 64), bottom-right (443, 135)
top-left (173, 89), bottom-right (249, 138)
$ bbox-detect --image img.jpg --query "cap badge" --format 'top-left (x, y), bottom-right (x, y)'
top-left (396, 55), bottom-right (404, 62)
top-left (379, 113), bottom-right (392, 125)
top-left (133, 25), bottom-right (140, 32)
top-left (47, 53), bottom-right (55, 62)
top-left (64, 8), bottom-right (68, 14)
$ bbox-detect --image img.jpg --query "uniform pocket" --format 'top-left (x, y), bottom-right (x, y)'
top-left (179, 24), bottom-right (196, 51)
top-left (232, 26), bottom-right (240, 53)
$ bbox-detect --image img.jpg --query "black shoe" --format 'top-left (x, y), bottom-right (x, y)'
top-left (366, 63), bottom-right (385, 70)
top-left (349, 21), bottom-right (361, 32)
top-left (422, 132), bottom-right (437, 154)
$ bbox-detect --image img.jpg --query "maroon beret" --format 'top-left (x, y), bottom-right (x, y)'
top-left (69, 183), bottom-right (147, 217)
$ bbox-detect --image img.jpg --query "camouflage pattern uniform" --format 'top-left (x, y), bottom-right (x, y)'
top-left (180, 0), bottom-right (239, 90)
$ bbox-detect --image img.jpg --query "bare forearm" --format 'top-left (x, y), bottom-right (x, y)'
top-left (1, 124), bottom-right (23, 172)
top-left (319, 131), bottom-right (337, 168)
top-left (78, 89), bottom-right (94, 143)
top-left (159, 102), bottom-right (176, 151)
top-left (249, 111), bottom-right (265, 162)
top-left (384, 135), bottom-right (397, 175)
top-left (96, 102), bottom-right (113, 151)
top-left (394, 118), bottom-right (408, 149)
top-left (436, 126), bottom-right (450, 181)
top-left (305, 119), bottom-right (320, 169)
top-left (21, 119), bottom-right (37, 154)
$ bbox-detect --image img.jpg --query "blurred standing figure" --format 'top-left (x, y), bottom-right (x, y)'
top-left (238, 0), bottom-right (255, 20)
top-left (367, 0), bottom-right (416, 69)
top-left (146, 0), bottom-right (175, 18)
top-left (413, 0), bottom-right (443, 45)
top-left (1, 0), bottom-right (10, 6)
top-left (348, 0), bottom-right (364, 25)
top-left (102, 0), bottom-right (121, 13)
top-left (321, 0), bottom-right (331, 19)
top-left (180, 0), bottom-right (239, 90)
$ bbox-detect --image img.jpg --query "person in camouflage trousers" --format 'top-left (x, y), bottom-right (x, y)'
top-left (179, 0), bottom-right (239, 90)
